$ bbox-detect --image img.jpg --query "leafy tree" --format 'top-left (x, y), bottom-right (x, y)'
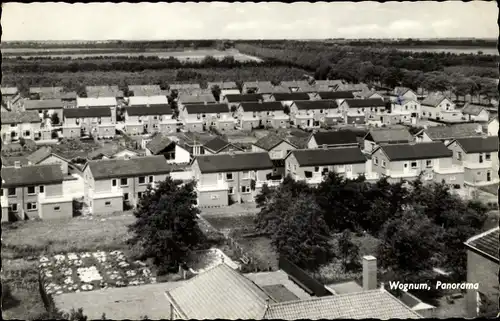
top-left (272, 194), bottom-right (334, 270)
top-left (211, 84), bottom-right (221, 102)
top-left (128, 177), bottom-right (204, 274)
top-left (35, 308), bottom-right (88, 320)
top-left (50, 112), bottom-right (60, 125)
top-left (336, 229), bottom-right (361, 272)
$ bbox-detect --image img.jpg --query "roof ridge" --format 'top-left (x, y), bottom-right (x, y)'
top-left (465, 226), bottom-right (499, 245)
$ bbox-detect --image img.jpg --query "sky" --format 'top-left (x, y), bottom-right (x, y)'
top-left (2, 2), bottom-right (498, 41)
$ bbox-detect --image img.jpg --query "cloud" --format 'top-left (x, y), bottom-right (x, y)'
top-left (388, 19), bottom-right (423, 31)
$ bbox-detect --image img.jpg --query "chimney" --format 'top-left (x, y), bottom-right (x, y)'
top-left (362, 255), bottom-right (377, 291)
top-left (14, 161), bottom-right (21, 169)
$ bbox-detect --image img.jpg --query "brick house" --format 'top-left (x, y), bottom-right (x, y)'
top-left (289, 100), bottom-right (340, 129)
top-left (191, 152), bottom-right (275, 207)
top-left (370, 142), bottom-right (463, 185)
top-left (446, 136), bottom-right (499, 186)
top-left (236, 102), bottom-right (288, 130)
top-left (1, 111), bottom-right (43, 143)
top-left (180, 103), bottom-right (234, 132)
top-left (124, 105), bottom-right (175, 135)
top-left (62, 107), bottom-right (115, 139)
top-left (464, 227), bottom-right (499, 318)
top-left (363, 128), bottom-right (413, 154)
top-left (307, 130), bottom-right (359, 149)
top-left (1, 163), bottom-right (73, 222)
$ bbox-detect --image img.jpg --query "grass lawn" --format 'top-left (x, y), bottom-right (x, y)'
top-left (2, 214), bottom-right (135, 320)
top-left (203, 215), bottom-right (256, 232)
top-left (235, 235), bottom-right (278, 270)
top-left (479, 183), bottom-right (499, 196)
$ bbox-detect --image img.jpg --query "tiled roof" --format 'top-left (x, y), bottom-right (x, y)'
top-left (86, 156), bottom-right (175, 180)
top-left (1, 87), bottom-right (18, 95)
top-left (125, 105), bottom-right (173, 116)
top-left (243, 81), bottom-right (275, 93)
top-left (225, 94), bottom-right (263, 103)
top-left (86, 86), bottom-right (123, 98)
top-left (461, 103), bottom-right (486, 116)
top-left (169, 83), bottom-right (201, 90)
top-left (272, 93), bottom-right (311, 101)
top-left (1, 111), bottom-right (41, 124)
top-left (184, 103), bottom-right (229, 114)
top-left (280, 80), bottom-right (312, 89)
top-left (423, 123), bottom-right (483, 140)
top-left (354, 90), bottom-right (380, 99)
top-left (314, 79), bottom-right (344, 87)
top-left (1, 164), bottom-right (64, 187)
top-left (207, 81), bottom-right (238, 89)
top-left (178, 93), bottom-right (216, 104)
top-left (128, 95), bottom-right (169, 106)
top-left (312, 130), bottom-right (359, 146)
top-left (60, 92), bottom-right (78, 100)
top-left (293, 100), bottom-right (338, 110)
top-left (453, 136), bottom-right (499, 154)
top-left (340, 83), bottom-right (370, 92)
top-left (394, 86), bottom-right (412, 96)
top-left (166, 263), bottom-right (271, 320)
top-left (365, 128), bottom-right (413, 144)
top-left (145, 134), bottom-right (175, 155)
top-left (76, 97), bottom-right (117, 107)
top-left (24, 99), bottom-right (64, 110)
top-left (271, 85), bottom-right (293, 94)
top-left (263, 290), bottom-right (421, 320)
top-left (128, 85), bottom-right (162, 96)
top-left (317, 91), bottom-right (355, 100)
top-left (379, 142), bottom-right (452, 161)
top-left (195, 152), bottom-right (273, 173)
top-left (421, 93), bottom-right (447, 107)
top-left (29, 87), bottom-right (63, 94)
top-left (254, 134), bottom-right (294, 151)
top-left (343, 98), bottom-right (386, 108)
top-left (291, 147), bottom-right (366, 167)
top-left (203, 136), bottom-right (233, 153)
top-left (26, 146), bottom-right (56, 164)
top-left (64, 107), bottom-right (111, 118)
top-left (1, 156), bottom-right (30, 167)
top-left (240, 102), bottom-right (284, 112)
top-left (465, 227), bottom-right (499, 262)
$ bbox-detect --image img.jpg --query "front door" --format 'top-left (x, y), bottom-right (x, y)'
top-left (487, 171), bottom-right (491, 182)
top-left (479, 155), bottom-right (484, 163)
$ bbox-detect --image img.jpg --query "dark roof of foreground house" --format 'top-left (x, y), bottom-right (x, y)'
top-left (272, 92), bottom-right (311, 101)
top-left (464, 227), bottom-right (499, 263)
top-left (184, 103), bottom-right (229, 114)
top-left (86, 156), bottom-right (175, 179)
top-left (1, 111), bottom-right (41, 124)
top-left (239, 102), bottom-right (284, 112)
top-left (293, 100), bottom-right (338, 110)
top-left (364, 128), bottom-right (413, 144)
top-left (146, 134), bottom-right (175, 155)
top-left (254, 134), bottom-right (296, 151)
top-left (195, 152), bottom-right (273, 173)
top-left (289, 147), bottom-right (366, 166)
top-left (2, 164), bottom-right (65, 187)
top-left (452, 136), bottom-right (499, 154)
top-left (317, 91), bottom-right (355, 100)
top-left (461, 103), bottom-right (487, 116)
top-left (343, 98), bottom-right (386, 108)
top-left (203, 136), bottom-right (241, 154)
top-left (422, 123), bottom-right (483, 140)
top-left (26, 146), bottom-right (67, 165)
top-left (225, 94), bottom-right (263, 103)
top-left (24, 99), bottom-right (64, 110)
top-left (125, 105), bottom-right (173, 116)
top-left (311, 130), bottom-right (359, 147)
top-left (87, 145), bottom-right (138, 160)
top-left (63, 107), bottom-right (112, 118)
top-left (377, 142), bottom-right (452, 161)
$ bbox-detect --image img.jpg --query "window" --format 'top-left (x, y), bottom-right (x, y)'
top-left (202, 114), bottom-right (206, 118)
top-left (112, 179), bottom-right (117, 187)
top-left (153, 116), bottom-right (158, 120)
top-left (54, 206), bottom-right (60, 211)
top-left (8, 188), bottom-right (16, 196)
top-left (381, 160), bottom-right (386, 168)
top-left (426, 160), bottom-right (432, 168)
top-left (105, 201), bottom-right (111, 206)
top-left (0, 189), bottom-right (2, 197)
top-left (228, 187), bottom-right (234, 195)
top-left (320, 109), bottom-right (324, 114)
top-left (197, 114), bottom-right (201, 120)
top-left (314, 166), bottom-right (320, 172)
top-left (374, 157), bottom-right (378, 165)
top-left (149, 176), bottom-right (154, 183)
top-left (411, 161), bottom-right (418, 169)
top-left (10, 124), bottom-right (16, 127)
top-left (242, 171), bottom-right (250, 179)
top-left (404, 163), bottom-right (408, 168)
top-left (457, 152), bottom-right (462, 161)
top-left (10, 203), bottom-right (18, 212)
top-left (27, 202), bottom-right (37, 210)
top-left (138, 192), bottom-right (143, 199)
top-left (210, 194), bottom-right (219, 200)
top-left (241, 186), bottom-right (250, 193)
top-left (485, 153), bottom-right (491, 161)
top-left (39, 185), bottom-right (44, 193)
top-left (226, 173), bottom-right (233, 181)
top-left (124, 193), bottom-right (129, 201)
top-left (138, 176), bottom-right (146, 184)
top-left (450, 176), bottom-right (456, 181)
top-left (76, 119), bottom-right (80, 125)
top-left (27, 186), bottom-right (36, 195)
top-left (120, 178), bottom-right (128, 186)
top-left (24, 130), bottom-right (31, 137)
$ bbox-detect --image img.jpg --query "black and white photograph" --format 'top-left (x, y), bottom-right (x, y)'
top-left (1, 1), bottom-right (499, 320)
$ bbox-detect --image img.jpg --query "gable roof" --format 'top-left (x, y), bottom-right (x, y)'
top-left (207, 81), bottom-right (238, 90)
top-left (85, 86), bottom-right (123, 98)
top-left (343, 98), bottom-right (386, 108)
top-left (290, 147), bottom-right (366, 167)
top-left (243, 81), bottom-right (275, 93)
top-left (464, 227), bottom-right (499, 263)
top-left (26, 146), bottom-right (58, 164)
top-left (377, 142), bottom-right (452, 161)
top-left (293, 100), bottom-right (338, 110)
top-left (29, 87), bottom-right (63, 94)
top-left (272, 93), bottom-right (311, 101)
top-left (24, 99), bottom-right (64, 110)
top-left (239, 102), bottom-right (284, 112)
top-left (365, 128), bottom-right (413, 144)
top-left (166, 263), bottom-right (271, 320)
top-left (263, 290), bottom-right (421, 320)
top-left (461, 103), bottom-right (486, 116)
top-left (169, 83), bottom-right (201, 90)
top-left (311, 130), bottom-right (359, 147)
top-left (225, 94), bottom-right (263, 103)
top-left (1, 164), bottom-right (64, 187)
top-left (125, 105), bottom-right (173, 116)
top-left (394, 86), bottom-right (413, 96)
top-left (423, 123), bottom-right (483, 140)
top-left (64, 107), bottom-right (111, 118)
top-left (86, 156), bottom-right (175, 180)
top-left (195, 152), bottom-right (273, 173)
top-left (145, 134), bottom-right (175, 155)
top-left (421, 94), bottom-right (447, 107)
top-left (128, 85), bottom-right (162, 96)
top-left (1, 111), bottom-right (41, 124)
top-left (203, 136), bottom-right (242, 154)
top-left (178, 93), bottom-right (216, 104)
top-left (317, 91), bottom-right (355, 100)
top-left (1, 156), bottom-right (30, 167)
top-left (76, 97), bottom-right (117, 107)
top-left (354, 90), bottom-right (380, 99)
top-left (254, 134), bottom-right (296, 151)
top-left (452, 136), bottom-right (499, 154)
top-left (341, 83), bottom-right (370, 92)
top-left (184, 103), bottom-right (229, 114)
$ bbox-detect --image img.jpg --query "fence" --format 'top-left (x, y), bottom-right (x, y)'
top-left (278, 256), bottom-right (332, 297)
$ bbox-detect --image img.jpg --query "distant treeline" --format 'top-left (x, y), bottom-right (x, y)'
top-left (1, 40), bottom-right (234, 49)
top-left (339, 38), bottom-right (499, 48)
